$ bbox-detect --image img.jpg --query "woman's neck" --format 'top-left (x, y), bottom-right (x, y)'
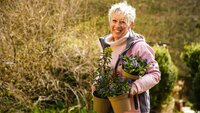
top-left (105, 31), bottom-right (130, 46)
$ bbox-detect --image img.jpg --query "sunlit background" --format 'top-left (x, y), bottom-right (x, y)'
top-left (0, 0), bottom-right (200, 112)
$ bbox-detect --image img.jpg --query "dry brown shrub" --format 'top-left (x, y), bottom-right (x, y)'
top-left (0, 0), bottom-right (100, 112)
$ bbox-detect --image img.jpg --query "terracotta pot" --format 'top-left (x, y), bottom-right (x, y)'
top-left (108, 94), bottom-right (131, 113)
top-left (122, 69), bottom-right (139, 80)
top-left (93, 95), bottom-right (111, 113)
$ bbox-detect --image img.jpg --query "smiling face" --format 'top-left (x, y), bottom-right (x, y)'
top-left (109, 13), bottom-right (133, 40)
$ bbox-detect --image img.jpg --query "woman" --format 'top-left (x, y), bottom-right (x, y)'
top-left (92, 2), bottom-right (161, 113)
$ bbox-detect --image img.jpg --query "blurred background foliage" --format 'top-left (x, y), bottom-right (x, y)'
top-left (181, 43), bottom-right (200, 110)
top-left (151, 45), bottom-right (178, 113)
top-left (0, 0), bottom-right (200, 112)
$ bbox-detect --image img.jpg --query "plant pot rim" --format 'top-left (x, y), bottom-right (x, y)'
top-left (122, 69), bottom-right (139, 80)
top-left (108, 94), bottom-right (130, 101)
top-left (93, 95), bottom-right (109, 102)
top-left (93, 91), bottom-right (108, 99)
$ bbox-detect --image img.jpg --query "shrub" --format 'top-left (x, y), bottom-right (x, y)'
top-left (150, 45), bottom-right (178, 112)
top-left (0, 0), bottom-right (99, 112)
top-left (191, 72), bottom-right (200, 110)
top-left (181, 43), bottom-right (200, 110)
top-left (181, 43), bottom-right (200, 78)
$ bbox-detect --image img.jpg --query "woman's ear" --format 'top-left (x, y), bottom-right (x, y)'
top-left (130, 22), bottom-right (134, 27)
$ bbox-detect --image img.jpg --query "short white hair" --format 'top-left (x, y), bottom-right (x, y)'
top-left (108, 1), bottom-right (136, 25)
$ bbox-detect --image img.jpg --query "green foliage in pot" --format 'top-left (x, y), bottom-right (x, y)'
top-left (122, 54), bottom-right (150, 78)
top-left (93, 47), bottom-right (113, 98)
top-left (93, 47), bottom-right (131, 98)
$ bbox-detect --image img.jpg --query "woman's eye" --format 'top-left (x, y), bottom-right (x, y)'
top-left (120, 21), bottom-right (126, 24)
top-left (112, 20), bottom-right (117, 23)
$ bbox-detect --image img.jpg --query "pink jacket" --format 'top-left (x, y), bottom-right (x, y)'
top-left (102, 32), bottom-right (161, 95)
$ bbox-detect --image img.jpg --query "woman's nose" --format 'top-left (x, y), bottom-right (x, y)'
top-left (115, 21), bottom-right (121, 27)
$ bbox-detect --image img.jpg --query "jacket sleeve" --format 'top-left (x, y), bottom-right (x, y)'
top-left (127, 41), bottom-right (161, 94)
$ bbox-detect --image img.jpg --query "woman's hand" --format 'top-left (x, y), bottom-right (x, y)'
top-left (130, 83), bottom-right (138, 96)
top-left (91, 84), bottom-right (96, 94)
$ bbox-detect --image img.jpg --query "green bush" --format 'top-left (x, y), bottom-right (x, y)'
top-left (181, 43), bottom-right (200, 78)
top-left (150, 45), bottom-right (178, 112)
top-left (181, 43), bottom-right (200, 110)
top-left (192, 72), bottom-right (200, 110)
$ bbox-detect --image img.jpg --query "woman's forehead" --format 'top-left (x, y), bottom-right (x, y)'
top-left (111, 13), bottom-right (127, 20)
top-left (111, 13), bottom-right (128, 23)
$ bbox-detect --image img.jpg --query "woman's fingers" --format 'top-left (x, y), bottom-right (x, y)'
top-left (91, 85), bottom-right (96, 93)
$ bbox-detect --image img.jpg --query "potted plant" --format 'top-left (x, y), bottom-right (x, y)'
top-left (122, 54), bottom-right (150, 80)
top-left (94, 73), bottom-right (132, 113)
top-left (93, 47), bottom-right (113, 113)
top-left (119, 54), bottom-right (151, 112)
top-left (97, 48), bottom-right (133, 113)
top-left (107, 75), bottom-right (132, 113)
